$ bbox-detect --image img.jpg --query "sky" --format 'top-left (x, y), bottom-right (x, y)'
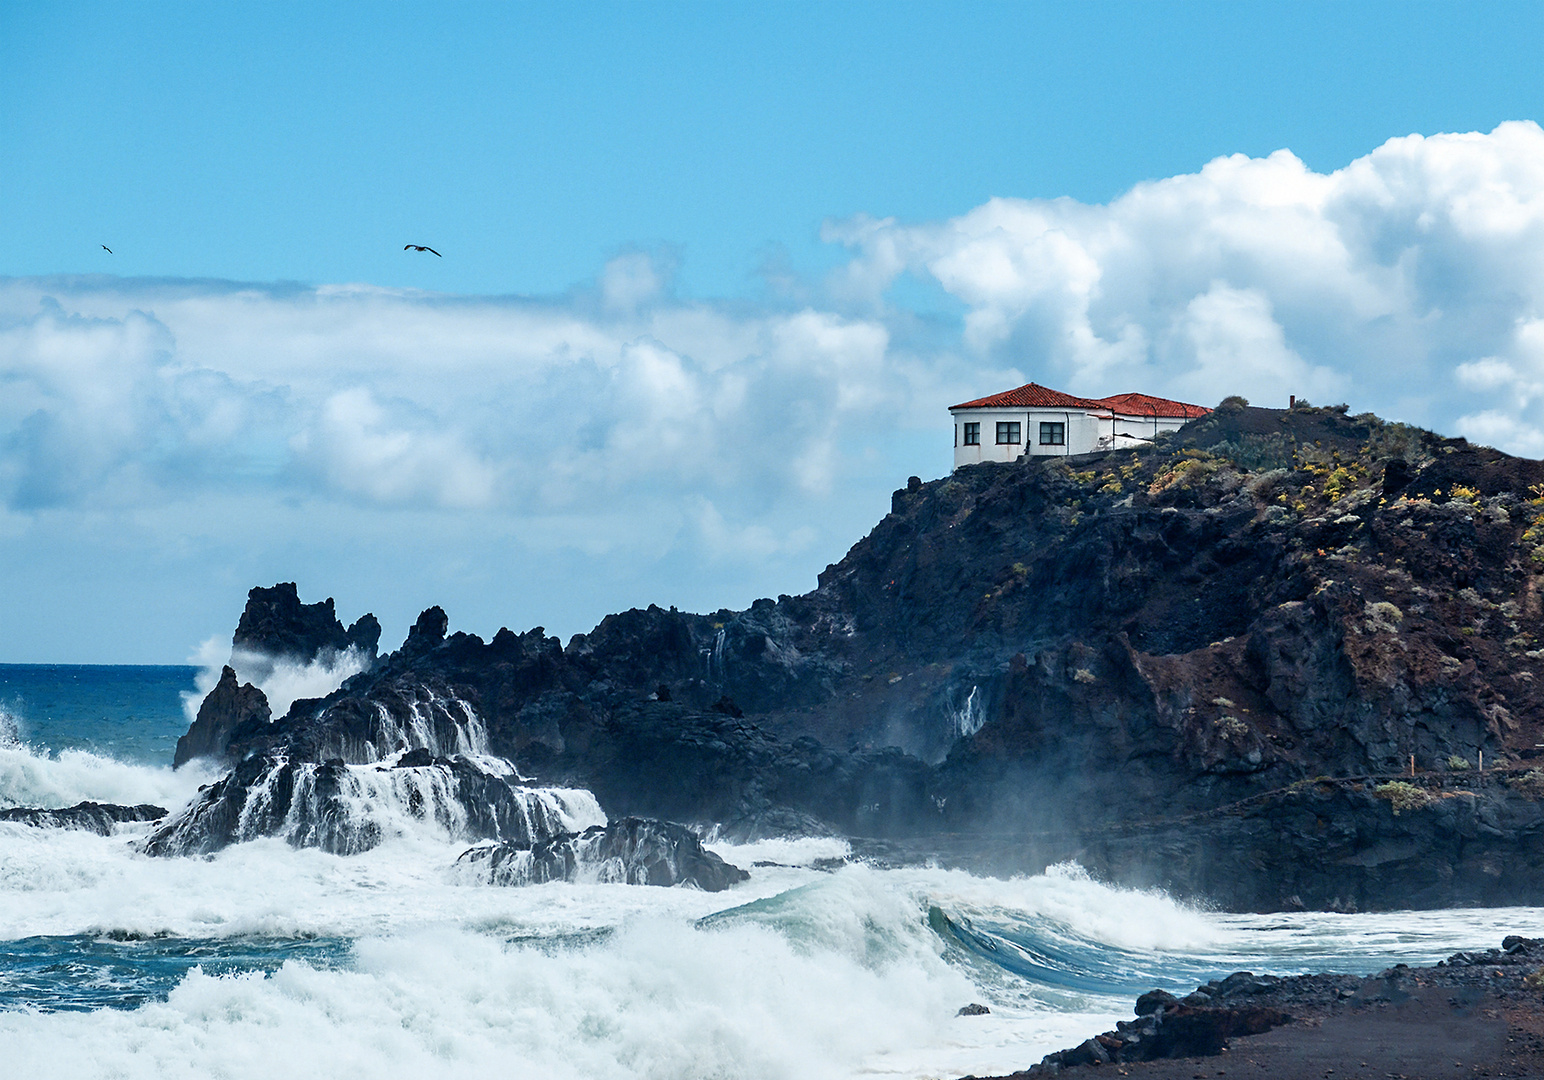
top-left (3, 1), bottom-right (1544, 662)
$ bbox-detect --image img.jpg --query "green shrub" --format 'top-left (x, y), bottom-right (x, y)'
top-left (1374, 781), bottom-right (1433, 815)
top-left (1208, 434), bottom-right (1295, 473)
top-left (1447, 755), bottom-right (1471, 771)
top-left (1364, 601), bottom-right (1403, 633)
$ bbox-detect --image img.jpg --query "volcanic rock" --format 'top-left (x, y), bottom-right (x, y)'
top-left (234, 582), bottom-right (380, 663)
top-left (165, 403), bottom-right (1544, 909)
top-left (173, 665), bottom-right (271, 768)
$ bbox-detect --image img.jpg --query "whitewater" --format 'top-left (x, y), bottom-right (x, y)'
top-left (1, 669), bottom-right (1538, 1080)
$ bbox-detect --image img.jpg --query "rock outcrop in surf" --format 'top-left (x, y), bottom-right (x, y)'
top-left (147, 749), bottom-right (601, 857)
top-left (0, 801), bottom-right (166, 834)
top-left (166, 401), bottom-right (1544, 909)
top-left (173, 665), bottom-right (271, 768)
top-left (457, 817), bottom-right (749, 891)
top-left (233, 582), bottom-right (381, 665)
top-left (174, 582), bottom-right (383, 769)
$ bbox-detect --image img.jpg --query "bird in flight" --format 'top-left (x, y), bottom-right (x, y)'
top-left (404, 244), bottom-right (441, 257)
top-left (101, 245), bottom-right (112, 254)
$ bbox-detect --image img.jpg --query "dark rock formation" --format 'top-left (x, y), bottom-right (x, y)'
top-left (175, 585), bottom-right (382, 767)
top-left (1064, 776), bottom-right (1544, 912)
top-left (173, 666), bottom-right (271, 768)
top-left (0, 801), bottom-right (166, 834)
top-left (234, 582), bottom-right (380, 663)
top-left (165, 403), bottom-right (1544, 908)
top-left (457, 817), bottom-right (749, 891)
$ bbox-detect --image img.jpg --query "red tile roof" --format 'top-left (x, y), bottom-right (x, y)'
top-left (950, 381), bottom-right (1210, 420)
top-left (1094, 392), bottom-right (1210, 419)
top-left (950, 382), bottom-right (1106, 410)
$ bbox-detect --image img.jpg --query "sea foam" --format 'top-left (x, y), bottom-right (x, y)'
top-left (0, 721), bottom-right (217, 811)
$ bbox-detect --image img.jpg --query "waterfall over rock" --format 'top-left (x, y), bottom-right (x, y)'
top-left (457, 817), bottom-right (749, 891)
top-left (144, 753), bottom-right (603, 856)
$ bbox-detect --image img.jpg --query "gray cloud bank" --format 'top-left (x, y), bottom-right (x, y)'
top-left (4, 123), bottom-right (1544, 658)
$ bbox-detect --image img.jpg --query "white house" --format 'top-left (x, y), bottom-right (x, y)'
top-left (950, 382), bottom-right (1209, 470)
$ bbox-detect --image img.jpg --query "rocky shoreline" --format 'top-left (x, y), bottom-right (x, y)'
top-left (150, 401), bottom-right (1544, 910)
top-left (967, 935), bottom-right (1544, 1079)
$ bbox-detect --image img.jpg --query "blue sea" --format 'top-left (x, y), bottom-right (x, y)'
top-left (0, 664), bottom-right (1538, 1079)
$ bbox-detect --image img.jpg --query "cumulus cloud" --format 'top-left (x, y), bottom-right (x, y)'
top-left (292, 387), bottom-right (500, 510)
top-left (827, 121), bottom-right (1544, 440)
top-left (0, 257), bottom-right (929, 588)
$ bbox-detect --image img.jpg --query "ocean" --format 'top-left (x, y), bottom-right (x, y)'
top-left (0, 664), bottom-right (1536, 1079)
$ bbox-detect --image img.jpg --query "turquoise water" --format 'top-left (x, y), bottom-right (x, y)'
top-left (0, 934), bottom-right (351, 1012)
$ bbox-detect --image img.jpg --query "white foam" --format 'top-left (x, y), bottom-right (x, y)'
top-left (0, 917), bottom-right (987, 1080)
top-left (705, 834), bottom-right (853, 869)
top-left (0, 739), bottom-right (218, 811)
top-left (210, 756), bottom-right (605, 852)
top-left (182, 638), bottom-right (372, 724)
top-left (1, 818), bottom-right (1537, 1080)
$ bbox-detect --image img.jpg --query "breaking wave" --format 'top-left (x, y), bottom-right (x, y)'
top-left (182, 638), bottom-right (372, 723)
top-left (0, 717), bottom-right (216, 811)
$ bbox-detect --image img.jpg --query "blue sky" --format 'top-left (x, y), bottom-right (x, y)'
top-left (3, 1), bottom-right (1544, 662)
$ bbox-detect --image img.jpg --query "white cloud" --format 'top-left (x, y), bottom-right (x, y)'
top-left (292, 387), bottom-right (501, 510)
top-left (826, 120), bottom-right (1544, 428)
top-left (1167, 284), bottom-right (1345, 406)
top-left (601, 251), bottom-right (670, 313)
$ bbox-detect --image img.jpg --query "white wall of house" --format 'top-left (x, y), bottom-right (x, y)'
top-left (951, 408), bottom-right (1194, 470)
top-left (950, 408), bottom-right (1107, 469)
top-left (1109, 414), bottom-right (1188, 441)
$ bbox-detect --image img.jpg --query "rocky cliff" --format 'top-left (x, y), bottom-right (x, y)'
top-left (165, 400), bottom-right (1544, 909)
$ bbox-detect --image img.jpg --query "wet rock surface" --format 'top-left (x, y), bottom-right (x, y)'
top-left (969, 936), bottom-right (1544, 1079)
top-left (457, 816), bottom-right (749, 891)
top-left (233, 581), bottom-right (380, 664)
top-left (145, 753), bottom-right (595, 857)
top-left (168, 404), bottom-right (1544, 909)
top-left (0, 801), bottom-right (166, 834)
top-left (173, 664), bottom-right (271, 768)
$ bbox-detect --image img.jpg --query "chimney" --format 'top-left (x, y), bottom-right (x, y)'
top-left (1289, 395), bottom-right (1296, 408)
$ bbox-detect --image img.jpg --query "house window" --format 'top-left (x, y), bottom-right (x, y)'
top-left (996, 422), bottom-right (1021, 445)
top-left (963, 422), bottom-right (980, 445)
top-left (1040, 421), bottom-right (1065, 446)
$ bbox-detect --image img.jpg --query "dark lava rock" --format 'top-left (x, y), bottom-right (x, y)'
top-left (457, 816), bottom-right (749, 891)
top-left (957, 1003), bottom-right (991, 1016)
top-left (234, 582), bottom-right (379, 663)
top-left (174, 665), bottom-right (271, 768)
top-left (0, 801), bottom-right (166, 834)
top-left (167, 405), bottom-right (1544, 909)
top-left (1004, 934), bottom-right (1544, 1077)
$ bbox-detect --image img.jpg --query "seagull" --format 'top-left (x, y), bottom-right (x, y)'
top-left (101, 245), bottom-right (112, 254)
top-left (404, 244), bottom-right (441, 257)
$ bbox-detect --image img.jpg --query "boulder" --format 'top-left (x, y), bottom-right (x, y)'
top-left (0, 801), bottom-right (166, 834)
top-left (458, 817), bottom-right (749, 891)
